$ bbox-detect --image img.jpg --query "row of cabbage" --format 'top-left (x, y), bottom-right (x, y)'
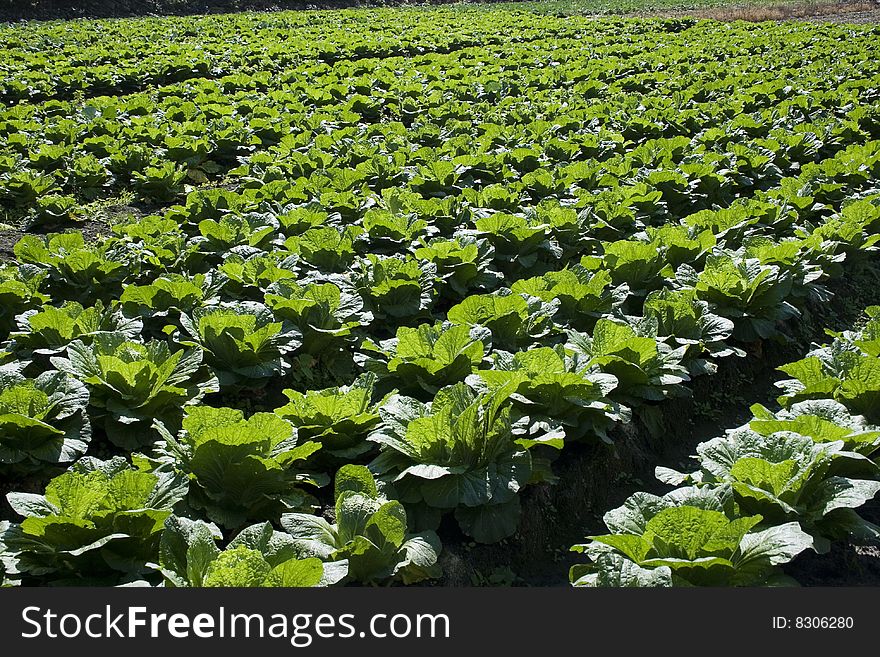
top-left (2, 18), bottom-right (877, 221)
top-left (0, 7), bottom-right (592, 104)
top-left (571, 307), bottom-right (880, 586)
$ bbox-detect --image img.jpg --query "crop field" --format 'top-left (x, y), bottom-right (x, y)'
top-left (0, 6), bottom-right (879, 588)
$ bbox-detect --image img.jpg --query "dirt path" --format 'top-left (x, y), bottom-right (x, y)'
top-left (798, 6), bottom-right (880, 21)
top-left (633, 0), bottom-right (880, 22)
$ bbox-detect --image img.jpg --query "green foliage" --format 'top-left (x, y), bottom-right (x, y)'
top-left (0, 264), bottom-right (49, 342)
top-left (217, 253), bottom-right (298, 299)
top-left (415, 236), bottom-right (502, 299)
top-left (777, 344), bottom-right (880, 422)
top-left (467, 345), bottom-right (626, 443)
top-left (0, 368), bottom-right (90, 472)
top-left (152, 406), bottom-right (323, 528)
top-left (119, 273), bottom-right (218, 321)
top-left (156, 517), bottom-right (342, 587)
top-left (177, 302), bottom-right (301, 387)
top-left (643, 287), bottom-right (742, 375)
top-left (369, 383), bottom-right (536, 543)
top-left (2, 8), bottom-right (880, 589)
top-left (282, 465), bottom-right (441, 585)
top-left (510, 266), bottom-right (623, 331)
top-left (660, 429), bottom-right (880, 550)
top-left (566, 319), bottom-right (691, 404)
top-left (750, 399), bottom-right (880, 458)
top-left (352, 254), bottom-right (437, 321)
top-left (359, 322), bottom-right (490, 397)
top-left (275, 373), bottom-right (389, 462)
top-left (679, 253), bottom-right (798, 342)
top-left (1, 457), bottom-right (188, 584)
top-left (14, 233), bottom-right (129, 304)
top-left (11, 300), bottom-right (142, 357)
top-left (264, 278), bottom-right (370, 353)
top-left (51, 332), bottom-right (218, 449)
top-left (571, 487), bottom-right (813, 587)
top-left (447, 290), bottom-right (558, 351)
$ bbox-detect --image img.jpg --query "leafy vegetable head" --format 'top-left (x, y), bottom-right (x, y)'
top-left (358, 322), bottom-right (490, 398)
top-left (192, 212), bottom-right (280, 257)
top-left (467, 345), bottom-right (625, 444)
top-left (447, 289), bottom-right (558, 351)
top-left (156, 517), bottom-right (342, 587)
top-left (14, 233), bottom-right (130, 304)
top-left (284, 226), bottom-right (363, 273)
top-left (680, 253), bottom-right (798, 342)
top-left (264, 278), bottom-right (371, 353)
top-left (217, 253), bottom-right (299, 300)
top-left (571, 486), bottom-right (813, 586)
top-left (363, 207), bottom-right (431, 251)
top-left (662, 428), bottom-right (880, 548)
top-left (11, 300), bottom-right (142, 357)
top-left (470, 212), bottom-right (556, 275)
top-left (0, 263), bottom-right (49, 342)
top-left (414, 235), bottom-right (502, 299)
top-left (282, 465), bottom-right (441, 585)
top-left (644, 224), bottom-right (715, 270)
top-left (775, 344), bottom-right (880, 422)
top-left (599, 239), bottom-right (673, 295)
top-left (178, 301), bottom-right (301, 387)
top-left (153, 406), bottom-right (323, 529)
top-left (352, 254), bottom-right (437, 321)
top-left (2, 456), bottom-right (187, 584)
top-left (368, 382), bottom-right (531, 543)
top-left (643, 287), bottom-right (742, 374)
top-left (510, 266), bottom-right (623, 331)
top-left (0, 368), bottom-right (90, 472)
top-left (51, 332), bottom-right (218, 449)
top-left (749, 399), bottom-right (880, 457)
top-left (566, 319), bottom-right (690, 403)
top-left (119, 273), bottom-right (219, 322)
top-left (275, 373), bottom-right (390, 462)
top-left (110, 215), bottom-right (197, 273)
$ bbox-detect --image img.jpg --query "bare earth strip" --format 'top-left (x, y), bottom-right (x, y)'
top-left (631, 0), bottom-right (880, 22)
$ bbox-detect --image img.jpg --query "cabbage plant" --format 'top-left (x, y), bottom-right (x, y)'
top-left (51, 332), bottom-right (218, 449)
top-left (467, 345), bottom-right (626, 444)
top-left (1, 457), bottom-right (187, 584)
top-left (566, 319), bottom-right (690, 404)
top-left (358, 322), bottom-right (490, 398)
top-left (570, 486), bottom-right (813, 587)
top-left (282, 465), bottom-right (441, 585)
top-left (657, 429), bottom-right (880, 550)
top-left (10, 300), bottom-right (142, 358)
top-left (155, 517), bottom-right (344, 587)
top-left (177, 301), bottom-right (301, 387)
top-left (0, 368), bottom-right (90, 472)
top-left (275, 374), bottom-right (389, 462)
top-left (152, 406), bottom-right (323, 529)
top-left (447, 290), bottom-right (558, 351)
top-left (264, 278), bottom-right (371, 353)
top-left (368, 382), bottom-right (533, 543)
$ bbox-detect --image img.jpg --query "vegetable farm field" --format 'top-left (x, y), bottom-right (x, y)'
top-left (1, 5), bottom-right (880, 588)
